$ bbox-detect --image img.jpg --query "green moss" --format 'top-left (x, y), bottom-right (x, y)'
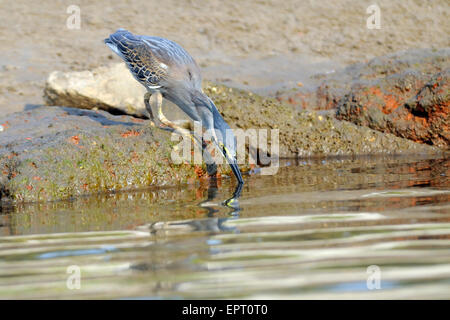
top-left (0, 125), bottom-right (206, 202)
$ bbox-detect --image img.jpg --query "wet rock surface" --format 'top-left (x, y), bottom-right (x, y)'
top-left (0, 106), bottom-right (200, 203)
top-left (274, 48), bottom-right (449, 147)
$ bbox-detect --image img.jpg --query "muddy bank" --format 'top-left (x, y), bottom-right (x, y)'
top-left (2, 1), bottom-right (450, 115)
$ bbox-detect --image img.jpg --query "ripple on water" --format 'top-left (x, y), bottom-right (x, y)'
top-left (0, 155), bottom-right (449, 299)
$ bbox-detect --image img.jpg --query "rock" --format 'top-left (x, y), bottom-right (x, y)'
top-left (203, 83), bottom-right (442, 158)
top-left (44, 63), bottom-right (147, 117)
top-left (273, 48), bottom-right (450, 148)
top-left (336, 69), bottom-right (449, 148)
top-left (275, 48), bottom-right (450, 112)
top-left (43, 63), bottom-right (189, 120)
top-left (0, 106), bottom-right (202, 203)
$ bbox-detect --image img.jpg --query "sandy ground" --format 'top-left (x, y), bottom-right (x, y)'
top-left (0, 0), bottom-right (449, 115)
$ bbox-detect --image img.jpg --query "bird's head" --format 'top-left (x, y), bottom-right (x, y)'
top-left (191, 91), bottom-right (244, 184)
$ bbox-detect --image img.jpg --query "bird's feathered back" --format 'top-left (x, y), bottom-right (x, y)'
top-left (104, 29), bottom-right (243, 184)
top-left (104, 29), bottom-right (201, 90)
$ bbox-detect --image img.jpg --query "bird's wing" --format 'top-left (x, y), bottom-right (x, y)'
top-left (105, 30), bottom-right (204, 122)
top-left (139, 36), bottom-right (196, 68)
top-left (105, 30), bottom-right (168, 88)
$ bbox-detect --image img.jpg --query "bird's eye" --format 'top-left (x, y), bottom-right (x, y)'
top-left (222, 145), bottom-right (229, 157)
top-left (187, 70), bottom-right (193, 80)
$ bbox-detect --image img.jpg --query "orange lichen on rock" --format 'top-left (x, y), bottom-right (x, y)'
top-left (121, 130), bottom-right (141, 138)
top-left (194, 165), bottom-right (206, 178)
top-left (337, 69), bottom-right (449, 148)
top-left (382, 94), bottom-right (400, 114)
top-left (69, 135), bottom-right (80, 145)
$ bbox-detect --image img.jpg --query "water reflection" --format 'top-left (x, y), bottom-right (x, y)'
top-left (198, 178), bottom-right (243, 217)
top-left (148, 178), bottom-right (242, 234)
top-left (0, 155), bottom-right (449, 299)
top-left (222, 182), bottom-right (243, 214)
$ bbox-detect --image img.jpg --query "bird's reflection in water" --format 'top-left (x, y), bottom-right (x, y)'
top-left (152, 178), bottom-right (243, 234)
top-left (134, 180), bottom-right (242, 273)
top-left (199, 178), bottom-right (242, 216)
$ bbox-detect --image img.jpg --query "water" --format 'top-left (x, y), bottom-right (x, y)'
top-left (0, 155), bottom-right (449, 299)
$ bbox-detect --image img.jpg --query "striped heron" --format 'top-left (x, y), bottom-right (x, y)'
top-left (105, 29), bottom-right (244, 185)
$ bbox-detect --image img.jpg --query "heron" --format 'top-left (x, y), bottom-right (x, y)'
top-left (104, 29), bottom-right (244, 185)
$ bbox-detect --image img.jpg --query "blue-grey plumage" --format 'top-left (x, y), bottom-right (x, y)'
top-left (105, 29), bottom-right (244, 184)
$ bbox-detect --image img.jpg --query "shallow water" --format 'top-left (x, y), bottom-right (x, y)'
top-left (0, 155), bottom-right (449, 299)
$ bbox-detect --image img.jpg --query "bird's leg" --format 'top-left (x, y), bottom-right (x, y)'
top-left (144, 91), bottom-right (155, 124)
top-left (152, 91), bottom-right (177, 132)
top-left (144, 91), bottom-right (174, 133)
top-left (147, 91), bottom-right (217, 176)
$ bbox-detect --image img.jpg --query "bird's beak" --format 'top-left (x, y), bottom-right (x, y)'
top-left (221, 145), bottom-right (244, 184)
top-left (196, 92), bottom-right (244, 185)
top-left (229, 160), bottom-right (244, 185)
